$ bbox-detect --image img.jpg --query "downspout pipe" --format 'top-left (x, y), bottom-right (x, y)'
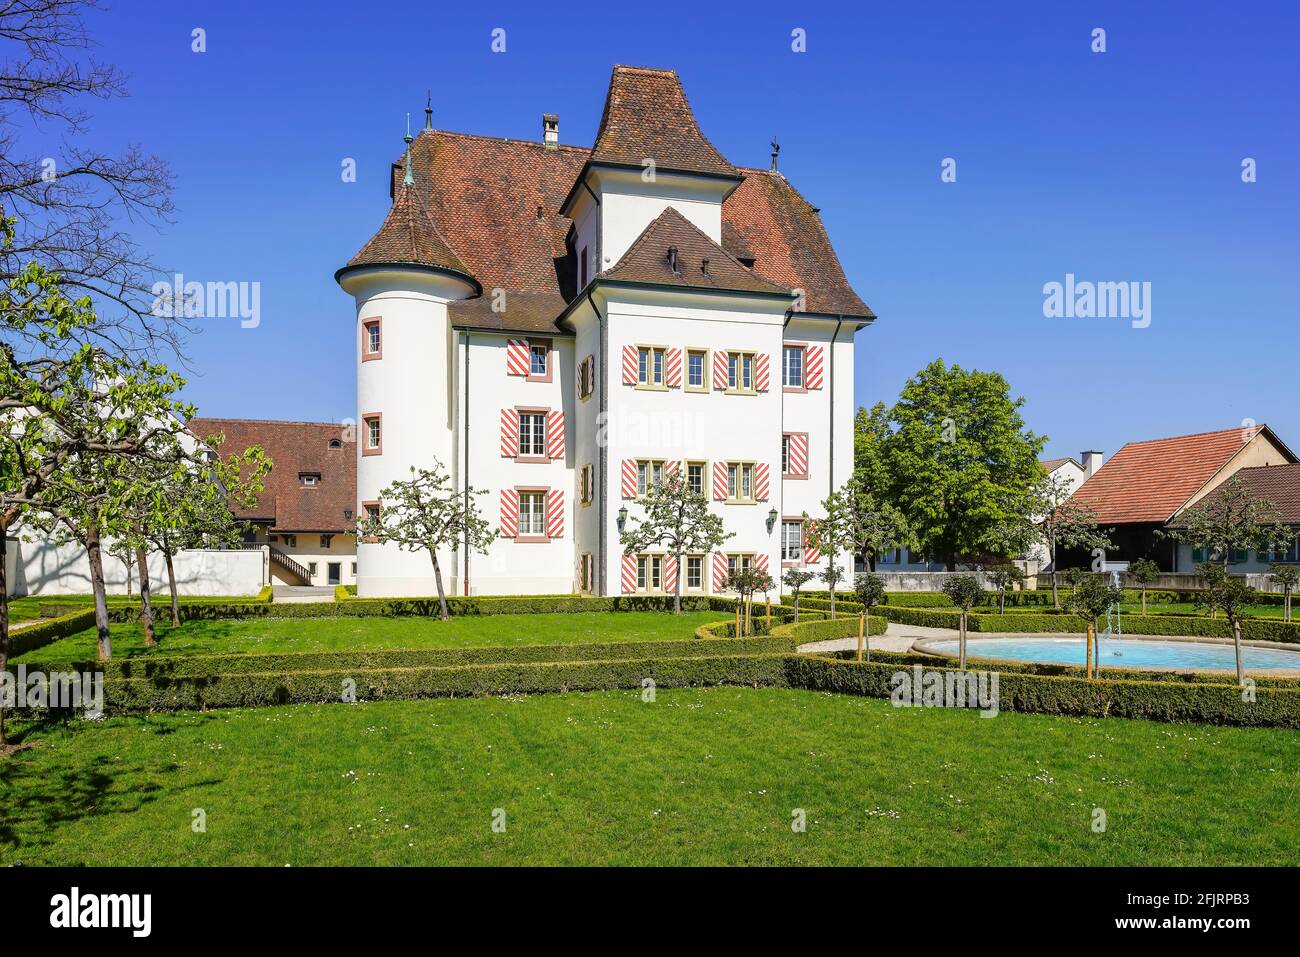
top-left (462, 330), bottom-right (471, 596)
top-left (587, 289), bottom-right (608, 595)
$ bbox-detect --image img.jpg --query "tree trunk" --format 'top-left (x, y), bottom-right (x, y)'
top-left (1141, 588), bottom-right (1147, 615)
top-left (1285, 590), bottom-right (1292, 624)
top-left (856, 611), bottom-right (864, 662)
top-left (1232, 618), bottom-right (1245, 687)
top-left (164, 542), bottom-right (180, 627)
top-left (1, 523), bottom-right (10, 747)
top-left (829, 579), bottom-right (836, 621)
top-left (1050, 572), bottom-right (1059, 609)
top-left (135, 543), bottom-right (157, 647)
top-left (673, 549), bottom-right (682, 615)
top-left (999, 590), bottom-right (1006, 614)
top-left (430, 550), bottom-right (450, 621)
top-left (1085, 623), bottom-right (1094, 679)
top-left (793, 591), bottom-right (800, 624)
top-left (86, 526), bottom-right (112, 661)
top-left (958, 612), bottom-right (967, 670)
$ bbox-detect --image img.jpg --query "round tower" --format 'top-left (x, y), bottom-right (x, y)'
top-left (335, 137), bottom-right (477, 597)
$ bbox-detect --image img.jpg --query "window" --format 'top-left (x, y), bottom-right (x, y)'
top-left (308, 562), bottom-right (318, 577)
top-left (686, 349), bottom-right (708, 391)
top-left (783, 345), bottom-right (804, 388)
top-left (320, 534), bottom-right (333, 548)
top-left (1261, 540), bottom-right (1300, 563)
top-left (362, 414), bottom-right (382, 455)
top-left (283, 534), bottom-right (297, 548)
top-left (880, 548), bottom-right (901, 565)
top-left (518, 412), bottom-right (546, 457)
top-left (364, 503), bottom-right (380, 523)
top-left (781, 436), bottom-right (790, 475)
top-left (686, 461), bottom-right (706, 496)
top-left (686, 555), bottom-right (703, 590)
top-left (351, 562), bottom-right (358, 576)
top-left (577, 355), bottom-right (595, 399)
top-left (782, 433), bottom-right (808, 478)
top-left (782, 520), bottom-right (803, 562)
top-left (726, 553), bottom-right (754, 577)
top-left (726, 462), bottom-right (755, 502)
top-left (727, 351), bottom-right (755, 392)
top-left (518, 491), bottom-right (546, 536)
top-left (328, 438), bottom-right (343, 450)
top-left (362, 318), bottom-right (382, 361)
top-left (637, 346), bottom-right (666, 387)
top-left (525, 339), bottom-right (552, 382)
top-left (300, 472), bottom-right (321, 487)
top-left (578, 553), bottom-right (593, 592)
top-left (579, 245), bottom-right (589, 288)
top-left (637, 459), bottom-right (665, 495)
top-left (579, 464), bottom-right (594, 505)
top-left (637, 554), bottom-right (663, 591)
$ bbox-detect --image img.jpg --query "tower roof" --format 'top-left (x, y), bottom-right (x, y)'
top-left (589, 65), bottom-right (737, 178)
top-left (340, 179), bottom-right (472, 282)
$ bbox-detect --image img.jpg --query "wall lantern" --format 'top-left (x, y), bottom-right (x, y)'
top-left (618, 506), bottom-right (629, 531)
top-left (767, 507), bottom-right (778, 532)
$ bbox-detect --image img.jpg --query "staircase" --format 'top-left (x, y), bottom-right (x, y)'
top-left (268, 545), bottom-right (312, 584)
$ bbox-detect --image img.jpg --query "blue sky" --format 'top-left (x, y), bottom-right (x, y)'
top-left (77, 0), bottom-right (1299, 462)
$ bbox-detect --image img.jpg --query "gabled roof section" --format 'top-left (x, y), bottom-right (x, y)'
top-left (602, 206), bottom-right (790, 296)
top-left (343, 180), bottom-right (471, 280)
top-left (1072, 425), bottom-right (1288, 525)
top-left (590, 66), bottom-right (737, 178)
top-left (187, 418), bottom-right (357, 533)
top-left (1198, 464), bottom-right (1300, 525)
top-left (1040, 456), bottom-right (1081, 473)
top-left (724, 169), bottom-right (874, 317)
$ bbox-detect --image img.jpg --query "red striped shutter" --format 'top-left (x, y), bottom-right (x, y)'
top-left (713, 350), bottom-right (729, 390)
top-left (506, 338), bottom-right (530, 376)
top-left (499, 409), bottom-right (518, 457)
top-left (546, 489), bottom-right (564, 538)
top-left (622, 345), bottom-right (638, 385)
top-left (621, 458), bottom-right (638, 498)
top-left (805, 346), bottom-right (824, 389)
top-left (755, 353), bottom-right (770, 391)
top-left (663, 555), bottom-right (678, 593)
top-left (712, 462), bottom-right (728, 500)
top-left (621, 554), bottom-right (638, 593)
top-left (547, 410), bottom-right (565, 459)
top-left (755, 553), bottom-right (769, 576)
top-left (786, 433), bottom-right (809, 476)
top-left (804, 520), bottom-right (821, 565)
top-left (500, 489), bottom-right (519, 537)
top-left (665, 348), bottom-right (682, 388)
top-left (712, 552), bottom-right (729, 591)
top-left (664, 459), bottom-right (679, 478)
top-left (754, 463), bottom-right (770, 501)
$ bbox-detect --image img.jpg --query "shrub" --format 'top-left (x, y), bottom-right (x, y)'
top-left (7, 608), bottom-right (97, 657)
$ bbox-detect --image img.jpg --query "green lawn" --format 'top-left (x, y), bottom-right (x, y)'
top-left (2, 687), bottom-right (1295, 866)
top-left (14, 611), bottom-right (729, 663)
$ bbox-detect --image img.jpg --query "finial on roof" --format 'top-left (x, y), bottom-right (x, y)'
top-left (770, 137), bottom-right (780, 172)
top-left (402, 113), bottom-right (414, 187)
top-left (424, 91), bottom-right (433, 130)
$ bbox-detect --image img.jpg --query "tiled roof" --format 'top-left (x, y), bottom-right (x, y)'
top-left (602, 206), bottom-right (790, 295)
top-left (345, 180), bottom-right (470, 279)
top-left (589, 66), bottom-right (737, 178)
top-left (188, 418), bottom-right (357, 533)
top-left (348, 66), bottom-right (873, 332)
top-left (1040, 456), bottom-right (1080, 473)
top-left (1190, 464), bottom-right (1300, 525)
top-left (1072, 426), bottom-right (1265, 525)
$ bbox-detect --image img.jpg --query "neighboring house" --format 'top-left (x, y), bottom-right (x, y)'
top-left (1068, 425), bottom-right (1298, 571)
top-left (188, 418), bottom-right (358, 587)
top-left (336, 65), bottom-right (874, 597)
top-left (1167, 462), bottom-right (1300, 571)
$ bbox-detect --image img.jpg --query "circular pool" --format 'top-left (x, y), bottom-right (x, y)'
top-left (916, 636), bottom-right (1300, 672)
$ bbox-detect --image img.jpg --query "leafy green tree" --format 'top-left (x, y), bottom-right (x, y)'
top-left (1127, 557), bottom-right (1161, 615)
top-left (1062, 567), bottom-right (1088, 596)
top-left (1269, 563), bottom-right (1299, 624)
top-left (619, 469), bottom-right (731, 614)
top-left (1171, 475), bottom-right (1291, 569)
top-left (1033, 471), bottom-right (1113, 608)
top-left (354, 463), bottom-right (496, 620)
top-left (876, 359), bottom-right (1045, 570)
top-left (986, 564), bottom-right (1024, 614)
top-left (1195, 574), bottom-right (1257, 686)
top-left (941, 574), bottom-right (985, 670)
top-left (852, 401), bottom-right (891, 494)
top-left (1067, 574), bottom-right (1123, 678)
top-left (782, 568), bottom-right (816, 623)
top-left (805, 477), bottom-right (907, 618)
top-left (1195, 561), bottom-right (1228, 619)
top-left (852, 573), bottom-right (886, 661)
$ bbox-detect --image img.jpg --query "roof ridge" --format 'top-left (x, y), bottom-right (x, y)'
top-left (1121, 424), bottom-right (1262, 448)
top-left (417, 128), bottom-right (591, 154)
top-left (189, 417), bottom-right (351, 429)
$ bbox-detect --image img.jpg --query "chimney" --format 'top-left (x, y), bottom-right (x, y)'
top-left (1081, 450), bottom-right (1104, 477)
top-left (542, 113), bottom-right (559, 148)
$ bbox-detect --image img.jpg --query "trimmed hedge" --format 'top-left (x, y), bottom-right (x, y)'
top-left (786, 654), bottom-right (1300, 728)
top-left (770, 615), bottom-right (888, 643)
top-left (6, 608), bottom-right (97, 657)
top-left (102, 652), bottom-right (793, 712)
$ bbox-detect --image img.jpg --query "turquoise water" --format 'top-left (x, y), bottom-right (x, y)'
top-left (924, 636), bottom-right (1300, 672)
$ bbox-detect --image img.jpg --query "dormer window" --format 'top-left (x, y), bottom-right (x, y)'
top-left (300, 472), bottom-right (321, 487)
